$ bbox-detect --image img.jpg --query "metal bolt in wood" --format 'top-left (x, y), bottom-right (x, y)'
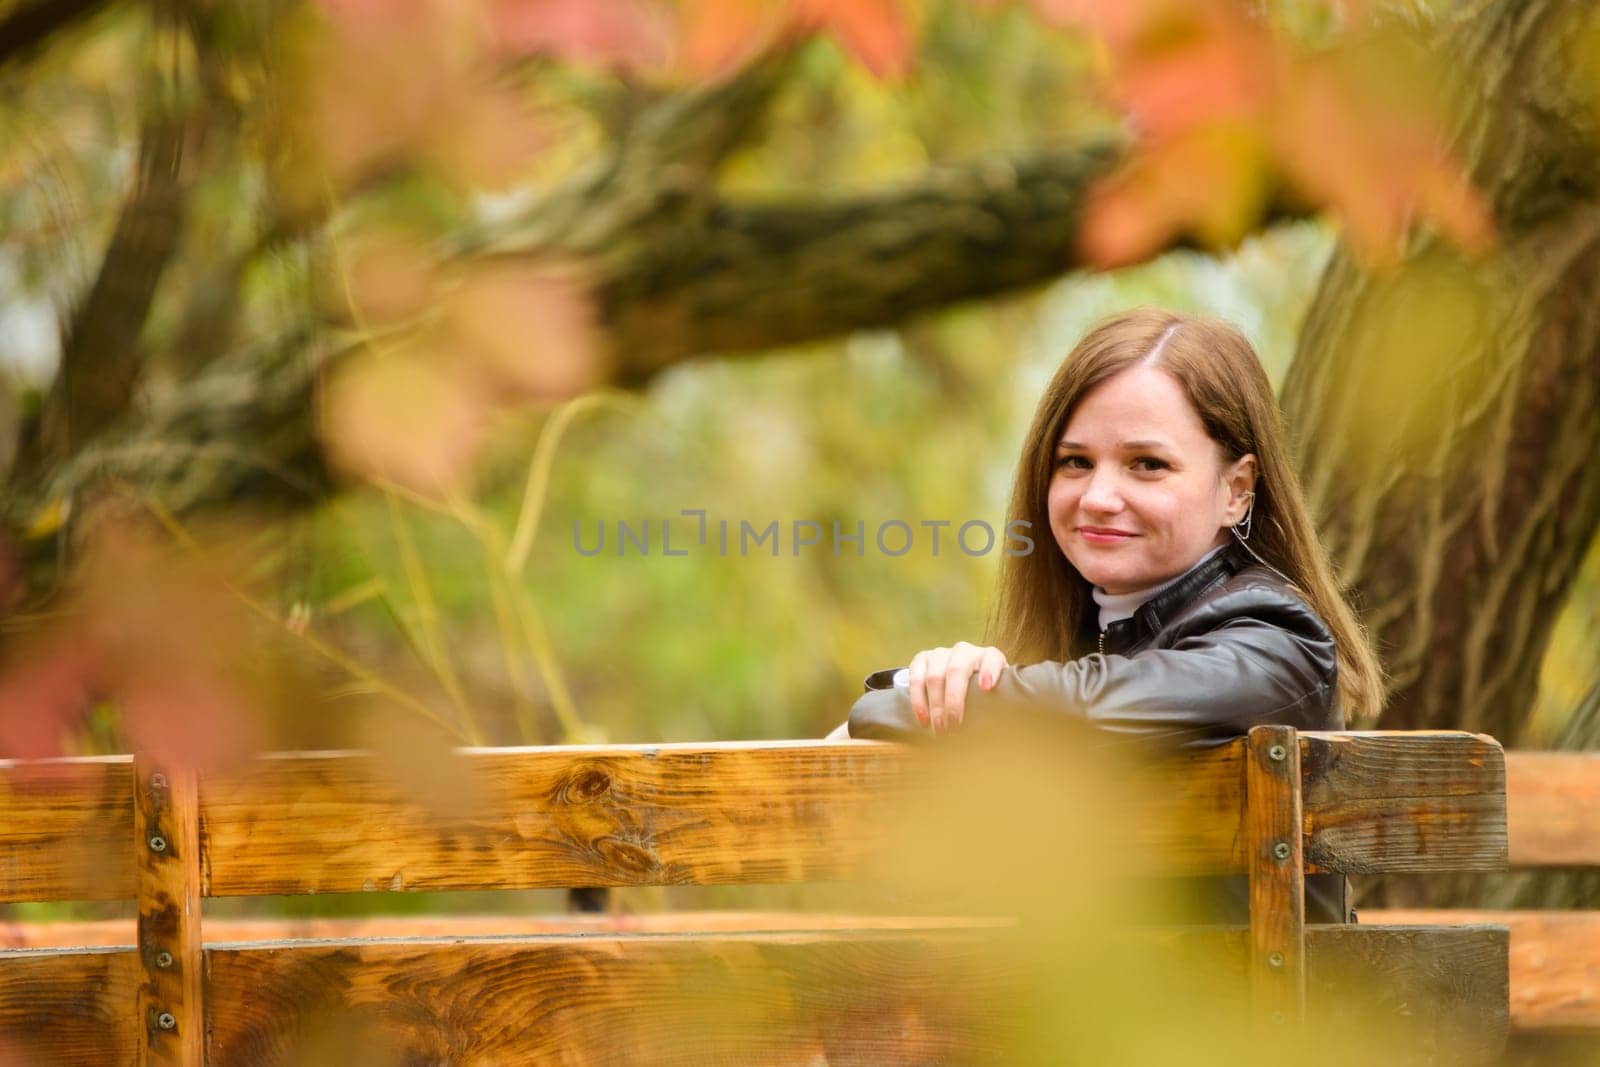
top-left (157, 1013), bottom-right (177, 1031)
top-left (155, 951), bottom-right (174, 969)
top-left (148, 835), bottom-right (167, 853)
top-left (1268, 744), bottom-right (1287, 762)
top-left (150, 773), bottom-right (168, 790)
top-left (1268, 951), bottom-right (1285, 969)
top-left (1273, 840), bottom-right (1291, 861)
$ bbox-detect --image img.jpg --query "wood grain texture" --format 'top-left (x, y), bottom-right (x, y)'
top-left (1246, 726), bottom-right (1305, 1026)
top-left (1128, 740), bottom-right (1247, 875)
top-left (0, 923), bottom-right (1506, 1064)
top-left (134, 758), bottom-right (203, 1066)
top-left (0, 946), bottom-right (138, 1065)
top-left (0, 735), bottom-right (1508, 903)
top-left (1367, 909), bottom-right (1600, 1033)
top-left (1301, 924), bottom-right (1509, 1064)
top-left (1300, 732), bottom-right (1508, 873)
top-left (201, 925), bottom-right (1509, 1066)
top-left (203, 740), bottom-right (1258, 887)
top-left (1153, 924), bottom-right (1508, 1064)
top-left (0, 755), bottom-right (132, 903)
top-left (1505, 753), bottom-right (1600, 866)
top-left (203, 930), bottom-right (1011, 1066)
top-left (198, 742), bottom-right (920, 897)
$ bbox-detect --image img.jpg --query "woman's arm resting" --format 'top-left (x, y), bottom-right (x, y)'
top-left (848, 588), bottom-right (1337, 744)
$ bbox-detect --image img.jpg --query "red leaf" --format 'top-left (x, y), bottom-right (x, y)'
top-left (489, 0), bottom-right (672, 68)
top-left (0, 635), bottom-right (99, 760)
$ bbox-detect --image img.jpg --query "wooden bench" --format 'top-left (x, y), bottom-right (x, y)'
top-left (0, 725), bottom-right (1508, 1064)
top-left (1367, 751), bottom-right (1600, 1041)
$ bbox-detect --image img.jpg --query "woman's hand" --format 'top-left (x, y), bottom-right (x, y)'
top-left (909, 642), bottom-right (1009, 733)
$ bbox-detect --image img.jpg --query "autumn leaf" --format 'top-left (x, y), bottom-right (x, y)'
top-left (488, 0), bottom-right (674, 68)
top-left (446, 260), bottom-right (605, 400)
top-left (679, 0), bottom-right (785, 78)
top-left (321, 344), bottom-right (490, 491)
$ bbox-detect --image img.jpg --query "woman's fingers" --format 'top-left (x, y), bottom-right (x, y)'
top-left (907, 651), bottom-right (934, 728)
top-left (978, 646), bottom-right (1009, 691)
top-left (919, 648), bottom-right (950, 731)
top-left (934, 643), bottom-right (972, 726)
top-left (910, 643), bottom-right (1008, 733)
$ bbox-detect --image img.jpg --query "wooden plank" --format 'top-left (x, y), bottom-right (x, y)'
top-left (1300, 732), bottom-right (1507, 873)
top-left (0, 735), bottom-right (1515, 903)
top-left (198, 742), bottom-right (924, 896)
top-left (200, 741), bottom-right (1262, 894)
top-left (0, 946), bottom-right (139, 1065)
top-left (1367, 909), bottom-right (1600, 1034)
top-left (0, 756), bottom-right (133, 903)
top-left (1129, 740), bottom-right (1247, 874)
top-left (1506, 753), bottom-right (1600, 867)
top-left (0, 924), bottom-right (1505, 1064)
top-left (133, 759), bottom-right (204, 1066)
top-left (1300, 924), bottom-right (1508, 1063)
top-left (1246, 726), bottom-right (1305, 1025)
top-left (203, 930), bottom-right (1012, 1066)
top-left (199, 925), bottom-right (1505, 1066)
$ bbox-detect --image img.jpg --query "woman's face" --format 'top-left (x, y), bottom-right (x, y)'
top-left (1047, 364), bottom-right (1255, 595)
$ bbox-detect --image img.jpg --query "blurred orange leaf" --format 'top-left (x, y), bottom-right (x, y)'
top-left (1060, 0), bottom-right (1493, 266)
top-left (446, 260), bottom-right (605, 400)
top-left (321, 346), bottom-right (489, 491)
top-left (680, 0), bottom-right (784, 78)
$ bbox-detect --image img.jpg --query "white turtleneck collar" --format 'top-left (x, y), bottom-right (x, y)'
top-left (1092, 544), bottom-right (1227, 631)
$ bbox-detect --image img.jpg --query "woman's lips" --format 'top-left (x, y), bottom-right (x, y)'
top-left (1078, 527), bottom-right (1137, 545)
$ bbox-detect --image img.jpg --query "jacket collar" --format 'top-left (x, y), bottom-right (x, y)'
top-left (1099, 541), bottom-right (1244, 655)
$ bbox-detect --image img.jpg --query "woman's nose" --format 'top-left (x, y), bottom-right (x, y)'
top-left (1079, 470), bottom-right (1123, 513)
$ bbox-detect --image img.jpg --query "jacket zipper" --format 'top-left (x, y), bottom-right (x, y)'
top-left (1098, 630), bottom-right (1106, 656)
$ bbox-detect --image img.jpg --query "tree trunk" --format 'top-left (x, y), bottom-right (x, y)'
top-left (1281, 0), bottom-right (1600, 744)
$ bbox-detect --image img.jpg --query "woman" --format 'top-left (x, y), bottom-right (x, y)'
top-left (839, 307), bottom-right (1383, 922)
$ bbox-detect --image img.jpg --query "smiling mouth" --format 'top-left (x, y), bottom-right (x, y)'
top-left (1077, 527), bottom-right (1137, 543)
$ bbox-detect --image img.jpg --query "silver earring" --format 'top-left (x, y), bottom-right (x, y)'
top-left (1232, 492), bottom-right (1256, 542)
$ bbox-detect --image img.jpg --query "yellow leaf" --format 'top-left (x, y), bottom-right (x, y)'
top-left (25, 498), bottom-right (69, 540)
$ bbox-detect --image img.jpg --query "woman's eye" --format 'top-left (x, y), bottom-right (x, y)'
top-left (1132, 457), bottom-right (1170, 472)
top-left (1055, 455), bottom-right (1091, 471)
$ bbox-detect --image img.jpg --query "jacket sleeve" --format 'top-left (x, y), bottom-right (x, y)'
top-left (847, 584), bottom-right (1339, 745)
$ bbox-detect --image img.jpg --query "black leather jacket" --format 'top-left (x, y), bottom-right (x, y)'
top-left (847, 541), bottom-right (1352, 923)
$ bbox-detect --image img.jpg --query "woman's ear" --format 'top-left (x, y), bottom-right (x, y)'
top-left (1225, 454), bottom-right (1259, 523)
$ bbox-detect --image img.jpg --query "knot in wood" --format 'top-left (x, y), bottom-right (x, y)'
top-left (574, 769), bottom-right (611, 799)
top-left (597, 836), bottom-right (659, 876)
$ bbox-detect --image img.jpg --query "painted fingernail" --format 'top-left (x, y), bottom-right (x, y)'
top-left (980, 673), bottom-right (993, 690)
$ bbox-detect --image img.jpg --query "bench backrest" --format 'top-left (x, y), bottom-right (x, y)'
top-left (0, 727), bottom-right (1508, 1064)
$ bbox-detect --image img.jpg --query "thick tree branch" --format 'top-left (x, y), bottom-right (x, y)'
top-left (22, 116), bottom-right (187, 476)
top-left (602, 146), bottom-right (1123, 382)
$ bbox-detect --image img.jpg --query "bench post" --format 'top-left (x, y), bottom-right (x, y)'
top-left (134, 755), bottom-right (204, 1066)
top-left (1246, 725), bottom-right (1306, 1028)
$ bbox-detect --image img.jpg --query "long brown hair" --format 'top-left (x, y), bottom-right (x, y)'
top-left (985, 307), bottom-right (1384, 723)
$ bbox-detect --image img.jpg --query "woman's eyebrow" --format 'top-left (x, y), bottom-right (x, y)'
top-left (1054, 439), bottom-right (1174, 451)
